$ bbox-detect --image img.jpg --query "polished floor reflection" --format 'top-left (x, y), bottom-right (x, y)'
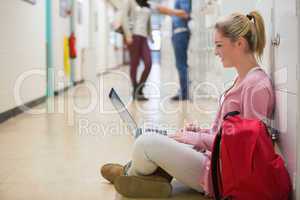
top-left (0, 61), bottom-right (217, 199)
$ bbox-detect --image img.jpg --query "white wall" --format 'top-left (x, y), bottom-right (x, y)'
top-left (0, 0), bottom-right (46, 113)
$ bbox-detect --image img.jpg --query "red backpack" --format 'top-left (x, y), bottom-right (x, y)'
top-left (211, 111), bottom-right (292, 200)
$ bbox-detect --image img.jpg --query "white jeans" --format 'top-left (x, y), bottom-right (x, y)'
top-left (127, 133), bottom-right (206, 193)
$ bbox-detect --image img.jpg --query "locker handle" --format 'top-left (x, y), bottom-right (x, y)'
top-left (271, 33), bottom-right (281, 47)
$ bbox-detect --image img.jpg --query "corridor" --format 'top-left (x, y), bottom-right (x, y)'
top-left (0, 61), bottom-right (217, 199)
top-left (1, 0), bottom-right (299, 199)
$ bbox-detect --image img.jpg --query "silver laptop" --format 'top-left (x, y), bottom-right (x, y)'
top-left (109, 88), bottom-right (168, 138)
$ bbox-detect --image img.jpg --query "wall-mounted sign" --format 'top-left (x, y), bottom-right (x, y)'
top-left (60, 0), bottom-right (72, 18)
top-left (22, 0), bottom-right (36, 5)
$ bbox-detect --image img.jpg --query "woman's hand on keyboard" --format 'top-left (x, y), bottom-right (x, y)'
top-left (168, 131), bottom-right (201, 145)
top-left (180, 123), bottom-right (202, 133)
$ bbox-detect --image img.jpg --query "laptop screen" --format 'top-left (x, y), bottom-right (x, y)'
top-left (109, 88), bottom-right (138, 135)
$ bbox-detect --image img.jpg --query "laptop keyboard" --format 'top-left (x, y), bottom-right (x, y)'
top-left (145, 128), bottom-right (168, 135)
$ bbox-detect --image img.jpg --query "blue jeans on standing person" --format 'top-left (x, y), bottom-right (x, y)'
top-left (172, 31), bottom-right (190, 99)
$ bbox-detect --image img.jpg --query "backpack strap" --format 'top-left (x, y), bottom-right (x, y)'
top-left (211, 128), bottom-right (222, 200)
top-left (212, 112), bottom-right (239, 200)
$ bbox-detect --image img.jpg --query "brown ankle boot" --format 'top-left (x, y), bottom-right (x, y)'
top-left (114, 175), bottom-right (172, 198)
top-left (100, 163), bottom-right (124, 184)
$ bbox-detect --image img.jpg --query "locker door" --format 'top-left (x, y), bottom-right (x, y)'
top-left (273, 0), bottom-right (298, 94)
top-left (272, 0), bottom-right (298, 197)
top-left (74, 0), bottom-right (90, 82)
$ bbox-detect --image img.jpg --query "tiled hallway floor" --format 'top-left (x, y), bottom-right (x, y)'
top-left (0, 63), bottom-right (217, 200)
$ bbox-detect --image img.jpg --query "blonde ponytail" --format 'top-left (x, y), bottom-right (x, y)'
top-left (215, 11), bottom-right (266, 60)
top-left (248, 11), bottom-right (266, 60)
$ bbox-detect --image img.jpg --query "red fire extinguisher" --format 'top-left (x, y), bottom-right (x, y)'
top-left (69, 32), bottom-right (77, 59)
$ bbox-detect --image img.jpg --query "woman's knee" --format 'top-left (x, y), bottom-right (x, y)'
top-left (133, 134), bottom-right (163, 152)
top-left (134, 134), bottom-right (154, 148)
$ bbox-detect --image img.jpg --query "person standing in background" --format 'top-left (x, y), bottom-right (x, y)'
top-left (169, 0), bottom-right (192, 101)
top-left (155, 0), bottom-right (192, 101)
top-left (122, 0), bottom-right (154, 101)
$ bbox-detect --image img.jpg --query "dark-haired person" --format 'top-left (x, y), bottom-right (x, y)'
top-left (121, 0), bottom-right (153, 101)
